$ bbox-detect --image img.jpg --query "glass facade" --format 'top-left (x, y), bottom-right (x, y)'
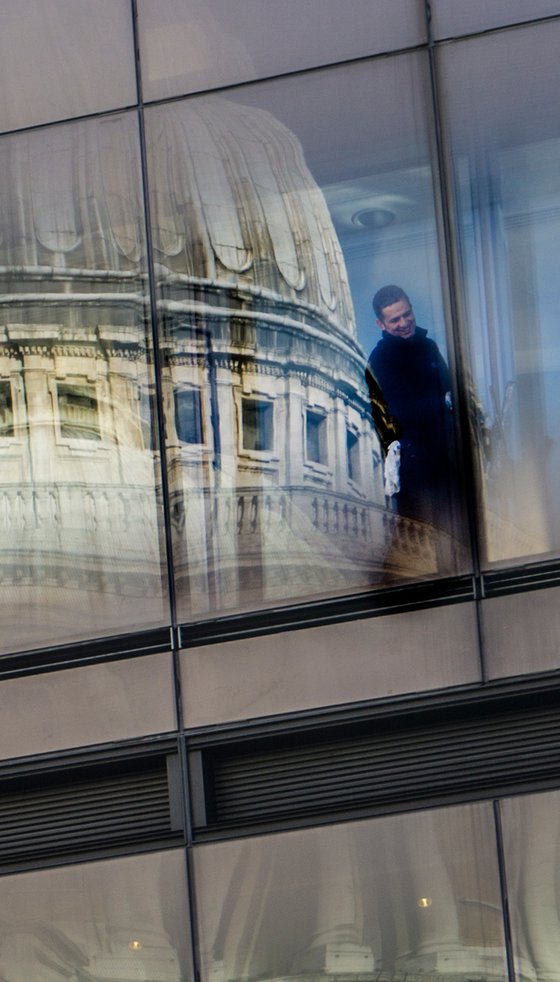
top-left (136, 0), bottom-right (425, 99)
top-left (501, 790), bottom-right (560, 982)
top-left (1, 4), bottom-right (560, 982)
top-left (430, 0), bottom-right (560, 38)
top-left (145, 51), bottom-right (468, 621)
top-left (193, 803), bottom-right (508, 982)
top-left (0, 850), bottom-right (191, 980)
top-left (0, 112), bottom-right (167, 652)
top-left (0, 0), bottom-right (137, 132)
top-left (440, 19), bottom-right (560, 569)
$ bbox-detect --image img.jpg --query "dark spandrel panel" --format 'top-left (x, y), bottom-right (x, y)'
top-left (180, 602), bottom-right (479, 726)
top-left (145, 55), bottom-right (470, 622)
top-left (193, 803), bottom-right (507, 981)
top-left (137, 0), bottom-right (425, 102)
top-left (0, 0), bottom-right (136, 133)
top-left (0, 113), bottom-right (169, 652)
top-left (0, 851), bottom-right (192, 981)
top-left (0, 652), bottom-right (175, 761)
top-left (439, 21), bottom-right (560, 569)
top-left (501, 791), bottom-right (560, 982)
top-left (431, 0), bottom-right (560, 38)
top-left (483, 586), bottom-right (560, 680)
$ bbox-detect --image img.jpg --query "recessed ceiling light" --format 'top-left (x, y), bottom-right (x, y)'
top-left (351, 207), bottom-right (395, 230)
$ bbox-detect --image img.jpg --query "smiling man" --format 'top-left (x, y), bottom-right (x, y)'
top-left (365, 284), bottom-right (456, 531)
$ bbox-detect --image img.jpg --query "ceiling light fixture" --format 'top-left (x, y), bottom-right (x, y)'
top-left (351, 207), bottom-right (395, 230)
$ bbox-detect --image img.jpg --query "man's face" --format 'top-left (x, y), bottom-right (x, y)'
top-left (377, 299), bottom-right (416, 340)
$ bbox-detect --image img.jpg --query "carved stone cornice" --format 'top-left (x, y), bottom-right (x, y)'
top-left (51, 344), bottom-right (102, 360)
top-left (0, 343), bottom-right (23, 361)
top-left (17, 344), bottom-right (57, 358)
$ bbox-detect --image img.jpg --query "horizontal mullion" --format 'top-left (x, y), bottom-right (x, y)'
top-left (482, 560), bottom-right (560, 597)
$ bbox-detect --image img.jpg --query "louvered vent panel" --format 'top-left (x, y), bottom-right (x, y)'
top-left (0, 763), bottom-right (172, 863)
top-left (208, 703), bottom-right (560, 826)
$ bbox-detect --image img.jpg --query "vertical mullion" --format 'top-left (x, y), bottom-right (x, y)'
top-left (493, 799), bottom-right (518, 982)
top-left (129, 0), bottom-right (179, 647)
top-left (128, 7), bottom-right (203, 982)
top-left (423, 0), bottom-right (488, 681)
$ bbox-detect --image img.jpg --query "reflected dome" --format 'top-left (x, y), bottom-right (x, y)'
top-left (148, 96), bottom-right (357, 339)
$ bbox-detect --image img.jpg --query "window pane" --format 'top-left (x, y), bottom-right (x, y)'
top-left (0, 381), bottom-right (14, 437)
top-left (0, 0), bottom-right (136, 132)
top-left (146, 55), bottom-right (469, 622)
top-left (57, 383), bottom-right (100, 441)
top-left (139, 385), bottom-right (156, 451)
top-left (0, 851), bottom-right (191, 980)
top-left (0, 113), bottom-right (168, 652)
top-left (137, 0), bottom-right (425, 102)
top-left (0, 652), bottom-right (176, 761)
top-left (501, 790), bottom-right (560, 982)
top-left (306, 410), bottom-right (327, 465)
top-left (193, 803), bottom-right (506, 982)
top-left (180, 602), bottom-right (480, 726)
top-left (441, 22), bottom-right (560, 568)
top-left (241, 399), bottom-right (273, 452)
top-left (175, 388), bottom-right (204, 444)
top-left (346, 429), bottom-right (360, 482)
top-left (431, 1), bottom-right (560, 38)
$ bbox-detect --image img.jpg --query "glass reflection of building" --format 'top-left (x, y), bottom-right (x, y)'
top-left (0, 114), bottom-right (167, 653)
top-left (1, 2), bottom-right (560, 982)
top-left (146, 94), bottom-right (459, 619)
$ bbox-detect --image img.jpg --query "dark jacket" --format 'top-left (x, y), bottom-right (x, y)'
top-left (366, 327), bottom-right (452, 466)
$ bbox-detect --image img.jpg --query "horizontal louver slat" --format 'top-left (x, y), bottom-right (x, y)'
top-left (0, 763), bottom-right (172, 864)
top-left (205, 704), bottom-right (560, 827)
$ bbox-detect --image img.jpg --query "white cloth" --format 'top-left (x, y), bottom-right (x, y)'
top-left (384, 440), bottom-right (401, 497)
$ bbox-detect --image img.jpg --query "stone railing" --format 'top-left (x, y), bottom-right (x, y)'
top-left (0, 481), bottom-right (453, 597)
top-left (173, 485), bottom-right (446, 586)
top-left (0, 482), bottom-right (159, 541)
top-left (0, 483), bottom-right (162, 596)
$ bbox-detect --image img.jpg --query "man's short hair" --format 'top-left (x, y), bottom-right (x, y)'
top-left (372, 285), bottom-right (410, 320)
